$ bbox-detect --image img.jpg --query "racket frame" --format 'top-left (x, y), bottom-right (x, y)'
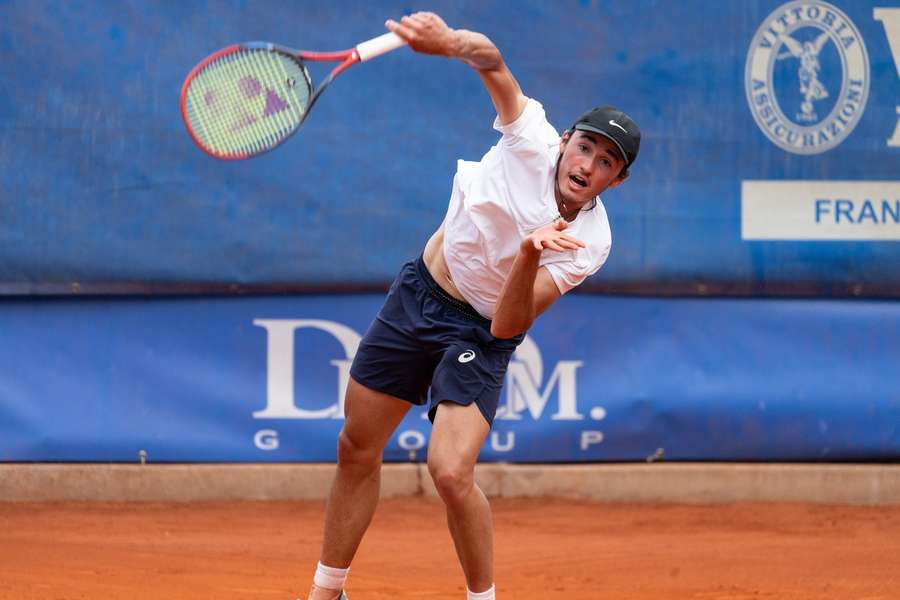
top-left (180, 33), bottom-right (404, 160)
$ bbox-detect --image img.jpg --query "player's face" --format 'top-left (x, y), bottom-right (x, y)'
top-left (557, 131), bottom-right (627, 206)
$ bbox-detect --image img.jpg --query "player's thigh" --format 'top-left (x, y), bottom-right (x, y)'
top-left (340, 376), bottom-right (412, 457)
top-left (427, 401), bottom-right (490, 473)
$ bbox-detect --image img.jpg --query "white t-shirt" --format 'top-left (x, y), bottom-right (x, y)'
top-left (442, 98), bottom-right (612, 319)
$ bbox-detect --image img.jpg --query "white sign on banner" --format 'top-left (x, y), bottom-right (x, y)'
top-left (742, 180), bottom-right (900, 240)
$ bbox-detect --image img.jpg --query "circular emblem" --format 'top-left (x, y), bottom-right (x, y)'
top-left (745, 0), bottom-right (870, 155)
top-left (458, 350), bottom-right (476, 364)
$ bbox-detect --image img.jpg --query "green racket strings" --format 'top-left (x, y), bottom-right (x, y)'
top-left (185, 49), bottom-right (310, 157)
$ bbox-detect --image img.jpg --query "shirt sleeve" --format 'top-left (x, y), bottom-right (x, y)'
top-left (492, 98), bottom-right (560, 155)
top-left (543, 241), bottom-right (612, 295)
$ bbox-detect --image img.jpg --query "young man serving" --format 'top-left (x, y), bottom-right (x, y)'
top-left (304, 11), bottom-right (640, 600)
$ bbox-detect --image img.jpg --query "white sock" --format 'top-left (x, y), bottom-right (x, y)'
top-left (467, 584), bottom-right (495, 600)
top-left (313, 562), bottom-right (349, 591)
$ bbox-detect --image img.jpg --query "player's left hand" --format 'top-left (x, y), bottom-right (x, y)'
top-left (523, 219), bottom-right (586, 254)
top-left (385, 12), bottom-right (457, 57)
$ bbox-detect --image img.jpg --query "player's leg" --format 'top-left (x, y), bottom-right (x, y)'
top-left (308, 377), bottom-right (412, 600)
top-left (307, 257), bottom-right (435, 599)
top-left (427, 400), bottom-right (494, 594)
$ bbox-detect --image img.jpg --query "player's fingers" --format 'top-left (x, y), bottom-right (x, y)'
top-left (392, 16), bottom-right (421, 40)
top-left (543, 239), bottom-right (565, 252)
top-left (400, 15), bottom-right (424, 31)
top-left (412, 11), bottom-right (443, 28)
top-left (559, 235), bottom-right (586, 247)
top-left (385, 19), bottom-right (416, 41)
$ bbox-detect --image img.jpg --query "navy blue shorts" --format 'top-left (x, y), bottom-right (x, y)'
top-left (350, 256), bottom-right (524, 426)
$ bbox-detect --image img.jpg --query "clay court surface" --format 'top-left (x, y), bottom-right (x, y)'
top-left (1, 497), bottom-right (898, 600)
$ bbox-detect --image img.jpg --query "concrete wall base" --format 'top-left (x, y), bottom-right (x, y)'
top-left (2, 463), bottom-right (899, 505)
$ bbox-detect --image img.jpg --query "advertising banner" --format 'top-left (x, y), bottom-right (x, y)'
top-left (2, 293), bottom-right (898, 462)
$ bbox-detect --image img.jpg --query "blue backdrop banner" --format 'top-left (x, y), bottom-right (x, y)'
top-left (0, 1), bottom-right (898, 296)
top-left (1, 293), bottom-right (898, 462)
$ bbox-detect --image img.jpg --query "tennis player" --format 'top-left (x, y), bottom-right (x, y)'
top-left (304, 12), bottom-right (640, 600)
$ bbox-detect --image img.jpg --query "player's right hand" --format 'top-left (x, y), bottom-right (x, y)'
top-left (523, 219), bottom-right (586, 254)
top-left (385, 12), bottom-right (458, 57)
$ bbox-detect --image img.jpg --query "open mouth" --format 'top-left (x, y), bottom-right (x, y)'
top-left (569, 174), bottom-right (588, 188)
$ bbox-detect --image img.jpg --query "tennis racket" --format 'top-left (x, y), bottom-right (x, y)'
top-left (180, 32), bottom-right (406, 160)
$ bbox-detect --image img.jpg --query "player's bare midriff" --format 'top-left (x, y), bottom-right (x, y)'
top-left (422, 224), bottom-right (469, 304)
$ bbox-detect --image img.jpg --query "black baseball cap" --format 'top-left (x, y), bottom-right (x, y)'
top-left (571, 106), bottom-right (641, 168)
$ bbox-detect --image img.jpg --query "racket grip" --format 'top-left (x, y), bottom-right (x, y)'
top-left (356, 32), bottom-right (406, 62)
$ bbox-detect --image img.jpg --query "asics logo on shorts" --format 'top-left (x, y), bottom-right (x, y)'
top-left (458, 350), bottom-right (476, 363)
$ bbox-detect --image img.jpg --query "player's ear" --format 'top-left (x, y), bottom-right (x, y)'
top-left (559, 129), bottom-right (572, 151)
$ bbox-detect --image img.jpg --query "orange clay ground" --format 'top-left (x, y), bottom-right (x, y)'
top-left (1, 497), bottom-right (898, 599)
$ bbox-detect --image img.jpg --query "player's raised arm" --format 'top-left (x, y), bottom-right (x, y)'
top-left (386, 12), bottom-right (527, 125)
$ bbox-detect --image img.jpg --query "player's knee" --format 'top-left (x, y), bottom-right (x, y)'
top-left (428, 458), bottom-right (474, 505)
top-left (336, 429), bottom-right (381, 471)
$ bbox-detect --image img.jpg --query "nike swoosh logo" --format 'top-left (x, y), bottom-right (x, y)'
top-left (609, 119), bottom-right (627, 133)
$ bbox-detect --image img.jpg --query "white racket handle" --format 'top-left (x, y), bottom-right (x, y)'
top-left (356, 32), bottom-right (406, 62)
